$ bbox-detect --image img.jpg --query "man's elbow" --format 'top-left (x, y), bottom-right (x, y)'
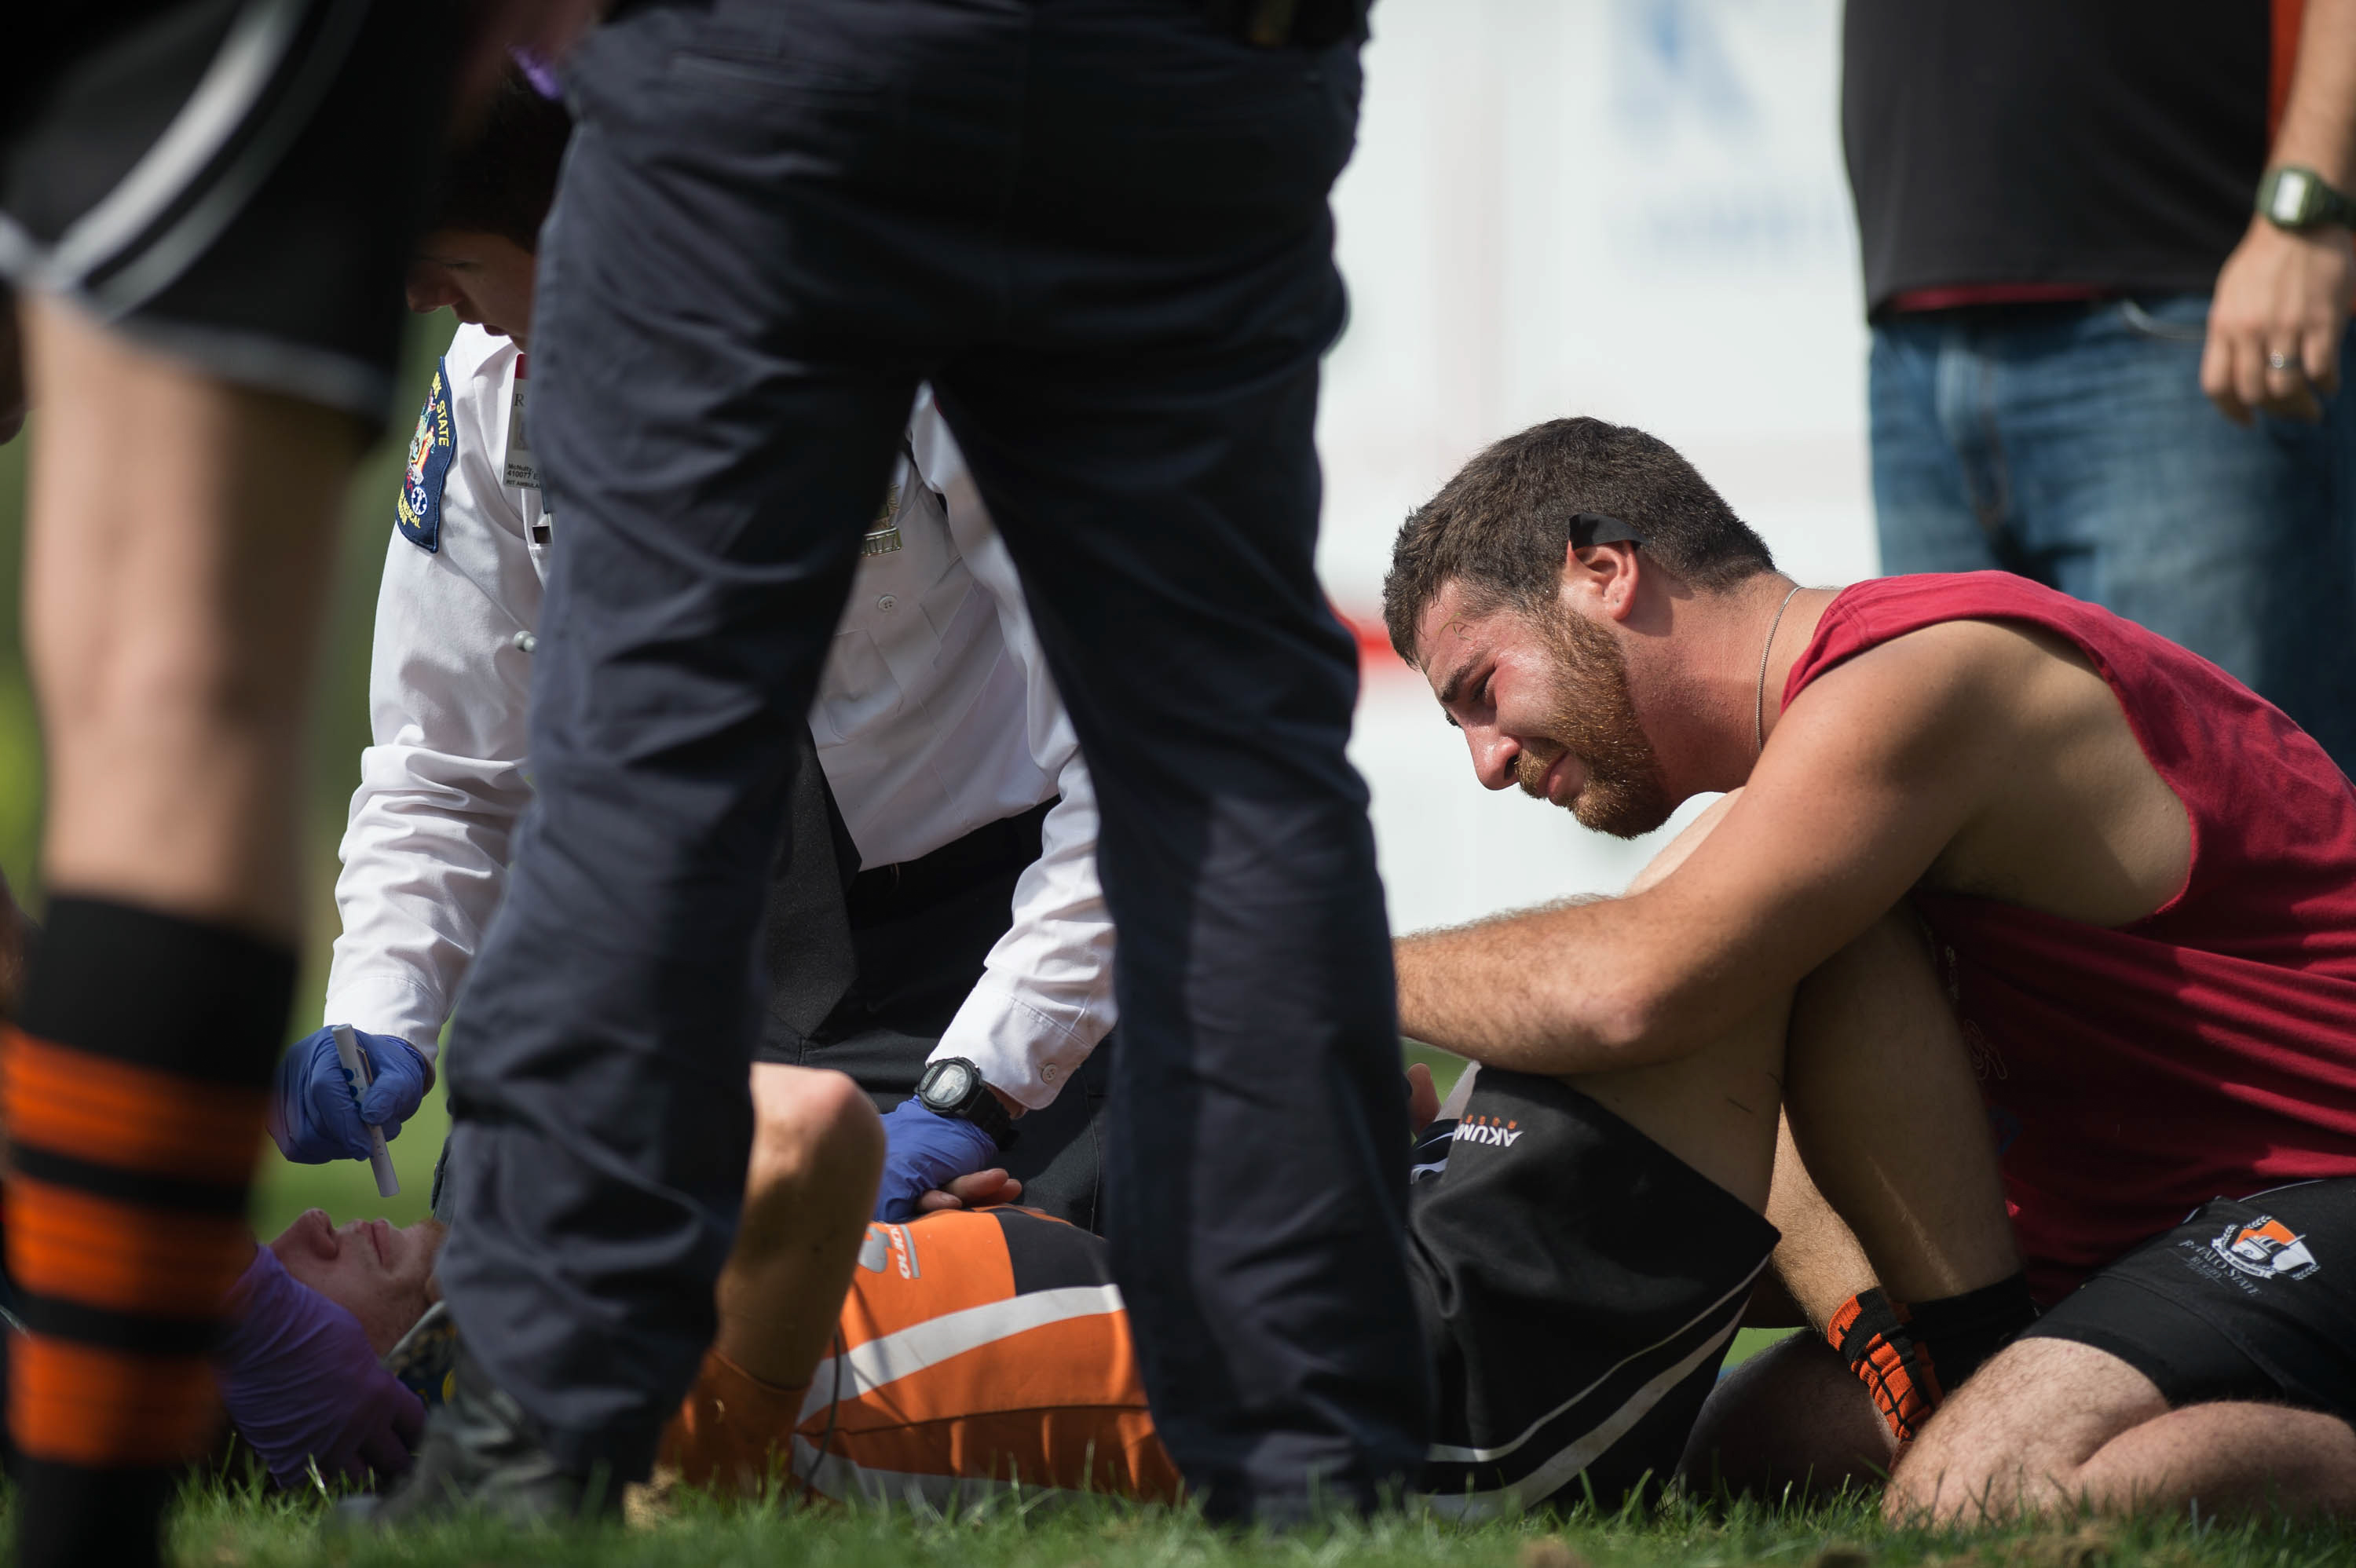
top-left (1557, 971), bottom-right (1690, 1069)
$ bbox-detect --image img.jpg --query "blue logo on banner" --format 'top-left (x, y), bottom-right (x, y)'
top-left (397, 358), bottom-right (455, 552)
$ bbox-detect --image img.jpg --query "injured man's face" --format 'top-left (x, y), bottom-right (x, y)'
top-left (268, 1209), bottom-right (446, 1356)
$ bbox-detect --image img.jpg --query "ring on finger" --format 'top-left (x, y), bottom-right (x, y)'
top-left (2268, 350), bottom-right (2298, 373)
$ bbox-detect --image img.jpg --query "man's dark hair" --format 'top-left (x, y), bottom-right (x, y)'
top-left (1383, 417), bottom-right (1776, 662)
top-left (423, 70), bottom-right (572, 250)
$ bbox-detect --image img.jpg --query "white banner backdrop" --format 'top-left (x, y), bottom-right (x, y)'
top-left (1323, 0), bottom-right (1879, 935)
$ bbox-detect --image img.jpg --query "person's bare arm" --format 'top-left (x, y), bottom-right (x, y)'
top-left (2202, 0), bottom-right (2356, 425)
top-left (1395, 626), bottom-right (2007, 1073)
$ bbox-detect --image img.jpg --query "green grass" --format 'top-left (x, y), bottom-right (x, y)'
top-left (132, 1477), bottom-right (2356, 1567)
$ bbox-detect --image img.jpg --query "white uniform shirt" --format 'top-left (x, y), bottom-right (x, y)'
top-left (325, 323), bottom-right (1113, 1109)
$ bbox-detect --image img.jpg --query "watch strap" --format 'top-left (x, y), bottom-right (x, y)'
top-left (2260, 166), bottom-right (2356, 232)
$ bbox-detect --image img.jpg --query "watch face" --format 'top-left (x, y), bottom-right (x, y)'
top-left (2269, 169), bottom-right (2318, 226)
top-left (925, 1060), bottom-right (975, 1108)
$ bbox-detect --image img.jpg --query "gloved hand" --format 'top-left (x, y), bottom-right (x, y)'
top-left (215, 1245), bottom-right (426, 1487)
top-left (874, 1099), bottom-right (1001, 1222)
top-left (269, 1027), bottom-right (430, 1164)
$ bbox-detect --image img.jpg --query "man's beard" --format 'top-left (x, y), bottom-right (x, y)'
top-left (1512, 606), bottom-right (1675, 839)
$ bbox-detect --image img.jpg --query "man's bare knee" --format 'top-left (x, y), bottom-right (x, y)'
top-left (1680, 1331), bottom-right (1895, 1500)
top-left (1889, 1336), bottom-right (2165, 1523)
top-left (1626, 789), bottom-right (1741, 897)
top-left (745, 1065), bottom-right (884, 1207)
top-left (719, 1067), bottom-right (887, 1389)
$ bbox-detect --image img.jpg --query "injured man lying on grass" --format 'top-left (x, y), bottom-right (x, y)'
top-left (1384, 416), bottom-right (2356, 1522)
top-left (236, 940), bottom-right (2007, 1523)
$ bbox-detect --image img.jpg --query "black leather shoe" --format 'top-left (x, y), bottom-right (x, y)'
top-left (355, 1340), bottom-right (621, 1529)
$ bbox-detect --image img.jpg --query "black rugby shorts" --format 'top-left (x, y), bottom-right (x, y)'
top-left (2, 0), bottom-right (452, 426)
top-left (2022, 1179), bottom-right (2356, 1422)
top-left (1406, 1069), bottom-right (1780, 1515)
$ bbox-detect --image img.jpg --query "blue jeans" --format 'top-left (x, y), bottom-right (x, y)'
top-left (1871, 295), bottom-right (2356, 769)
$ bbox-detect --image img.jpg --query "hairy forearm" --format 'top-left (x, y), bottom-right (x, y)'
top-left (2275, 0), bottom-right (2356, 183)
top-left (1394, 895), bottom-right (1654, 1073)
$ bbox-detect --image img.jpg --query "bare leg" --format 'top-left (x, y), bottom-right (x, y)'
top-left (1617, 796), bottom-right (2017, 1300)
top-left (1575, 794), bottom-right (1787, 1207)
top-left (1781, 910), bottom-right (2018, 1306)
top-left (8, 297), bottom-right (369, 1567)
top-left (1764, 1120), bottom-right (1878, 1325)
top-left (1683, 1332), bottom-right (1896, 1498)
top-left (712, 1065), bottom-right (887, 1389)
top-left (1893, 1338), bottom-right (2356, 1522)
top-left (1677, 912), bottom-right (2019, 1500)
top-left (24, 298), bottom-right (357, 935)
top-left (1671, 840), bottom-right (2017, 1495)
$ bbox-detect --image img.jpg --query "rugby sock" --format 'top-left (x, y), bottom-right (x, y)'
top-left (5, 898), bottom-right (292, 1568)
top-left (1825, 1288), bottom-right (1941, 1444)
top-left (1901, 1272), bottom-right (2036, 1393)
top-left (1825, 1274), bottom-right (2037, 1446)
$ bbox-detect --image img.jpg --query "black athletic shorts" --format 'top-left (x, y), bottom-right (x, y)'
top-left (1405, 1069), bottom-right (1780, 1515)
top-left (2, 0), bottom-right (452, 426)
top-left (2021, 1179), bottom-right (2356, 1423)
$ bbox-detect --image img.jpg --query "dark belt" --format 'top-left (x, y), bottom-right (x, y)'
top-left (843, 799), bottom-right (1052, 928)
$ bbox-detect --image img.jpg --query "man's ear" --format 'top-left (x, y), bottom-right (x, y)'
top-left (1560, 539), bottom-right (1644, 623)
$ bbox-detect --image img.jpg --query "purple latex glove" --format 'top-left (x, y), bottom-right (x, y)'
top-left (215, 1246), bottom-right (426, 1488)
top-left (875, 1099), bottom-right (1000, 1222)
top-left (510, 46), bottom-right (562, 98)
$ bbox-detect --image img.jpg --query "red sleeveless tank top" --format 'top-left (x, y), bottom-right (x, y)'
top-left (1782, 573), bottom-right (2356, 1303)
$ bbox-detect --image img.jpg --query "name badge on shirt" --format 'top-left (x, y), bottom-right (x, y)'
top-left (506, 352), bottom-right (552, 545)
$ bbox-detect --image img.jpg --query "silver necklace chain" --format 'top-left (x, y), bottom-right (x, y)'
top-left (1754, 583), bottom-right (1803, 759)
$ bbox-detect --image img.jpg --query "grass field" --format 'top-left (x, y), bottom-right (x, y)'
top-left (226, 1045), bottom-right (2353, 1567)
top-left (125, 1477), bottom-right (2356, 1568)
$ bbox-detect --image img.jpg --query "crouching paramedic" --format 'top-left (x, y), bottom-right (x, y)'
top-left (1385, 416), bottom-right (2356, 1521)
top-left (267, 72), bottom-right (1118, 1230)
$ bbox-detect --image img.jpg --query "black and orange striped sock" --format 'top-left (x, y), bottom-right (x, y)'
top-left (6, 897), bottom-right (291, 1568)
top-left (1824, 1287), bottom-right (1941, 1444)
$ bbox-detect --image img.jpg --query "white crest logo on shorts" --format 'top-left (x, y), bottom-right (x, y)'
top-left (2211, 1215), bottom-right (2320, 1281)
top-left (1451, 1115), bottom-right (1523, 1149)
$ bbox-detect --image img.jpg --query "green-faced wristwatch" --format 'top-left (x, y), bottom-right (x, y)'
top-left (2257, 166), bottom-right (2356, 232)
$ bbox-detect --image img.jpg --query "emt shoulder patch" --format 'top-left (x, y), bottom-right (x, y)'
top-left (396, 358), bottom-right (456, 552)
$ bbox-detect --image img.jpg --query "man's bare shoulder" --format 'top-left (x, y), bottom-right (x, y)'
top-left (1782, 613), bottom-right (2188, 926)
top-left (1801, 612), bottom-right (2072, 692)
top-left (1768, 616), bottom-right (2043, 783)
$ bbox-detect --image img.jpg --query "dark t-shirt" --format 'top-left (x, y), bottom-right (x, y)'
top-left (1842, 0), bottom-right (2277, 316)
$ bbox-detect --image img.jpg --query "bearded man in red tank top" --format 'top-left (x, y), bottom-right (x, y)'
top-left (1382, 416), bottom-right (2356, 1523)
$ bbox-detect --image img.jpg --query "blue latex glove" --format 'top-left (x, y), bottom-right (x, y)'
top-left (874, 1099), bottom-right (1001, 1222)
top-left (215, 1246), bottom-right (426, 1487)
top-left (267, 1027), bottom-right (431, 1164)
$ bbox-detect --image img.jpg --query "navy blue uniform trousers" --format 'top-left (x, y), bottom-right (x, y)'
top-left (436, 0), bottom-right (1432, 1519)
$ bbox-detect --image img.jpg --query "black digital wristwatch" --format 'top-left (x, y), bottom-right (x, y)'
top-left (916, 1056), bottom-right (1016, 1150)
